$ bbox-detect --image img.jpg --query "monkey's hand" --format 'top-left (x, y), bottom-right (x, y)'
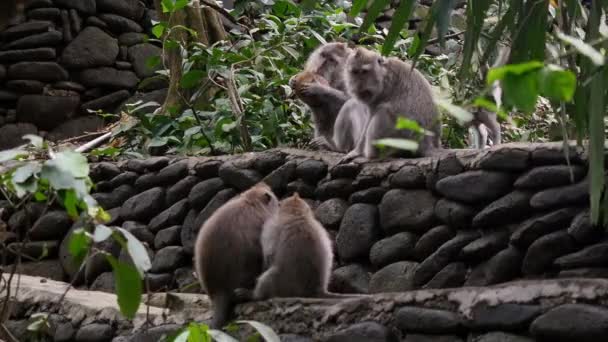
top-left (336, 150), bottom-right (360, 165)
top-left (299, 83), bottom-right (329, 99)
top-left (310, 136), bottom-right (330, 150)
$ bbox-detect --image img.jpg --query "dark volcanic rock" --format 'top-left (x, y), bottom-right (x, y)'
top-left (329, 264), bottom-right (370, 294)
top-left (122, 221), bottom-right (154, 246)
top-left (369, 261), bottom-right (417, 293)
top-left (435, 170), bottom-right (513, 204)
top-left (262, 161), bottom-right (296, 195)
top-left (90, 272), bottom-right (115, 293)
top-left (193, 160), bottom-right (221, 179)
top-left (93, 184), bottom-right (136, 210)
top-left (128, 43), bottom-right (162, 78)
top-left (154, 226), bottom-right (181, 249)
top-left (180, 209), bottom-right (199, 255)
top-left (151, 246), bottom-right (187, 273)
top-left (558, 267), bottom-right (608, 278)
top-left (330, 163), bottom-right (360, 179)
top-left (8, 61), bottom-right (68, 82)
top-left (369, 232), bottom-right (417, 268)
top-left (118, 32), bottom-right (147, 46)
top-left (253, 152), bottom-right (286, 174)
top-left (423, 262), bottom-right (466, 289)
top-left (568, 210), bottom-right (601, 244)
top-left (1, 20), bottom-right (54, 41)
top-left (120, 187), bottom-right (165, 222)
top-left (470, 303), bottom-right (542, 330)
top-left (148, 199), bottom-right (189, 233)
top-left (2, 30), bottom-right (63, 50)
top-left (465, 246), bottom-right (524, 286)
top-left (99, 13), bottom-right (143, 33)
top-left (426, 153), bottom-right (464, 191)
top-left (218, 163), bottom-right (261, 191)
top-left (61, 26), bottom-right (118, 69)
top-left (29, 211), bottom-right (72, 241)
top-left (75, 323), bottom-right (113, 342)
top-left (510, 207), bottom-right (579, 248)
top-left (47, 116), bottom-right (105, 142)
top-left (473, 332), bottom-right (533, 342)
top-left (295, 159), bottom-right (327, 183)
top-left (79, 67), bottom-right (139, 89)
top-left (349, 187), bottom-right (388, 204)
top-left (314, 198), bottom-right (348, 230)
top-left (81, 90), bottom-right (130, 111)
top-left (472, 191), bottom-right (534, 228)
top-left (515, 164), bottom-right (586, 189)
top-left (0, 47), bottom-right (56, 62)
top-left (17, 95), bottom-right (80, 130)
top-left (395, 306), bottom-right (465, 334)
top-left (27, 7), bottom-right (61, 21)
top-left (460, 229), bottom-right (509, 261)
top-left (379, 189), bottom-right (437, 234)
top-left (471, 147), bottom-right (530, 171)
top-left (412, 231), bottom-right (479, 286)
top-left (286, 179), bottom-right (316, 198)
top-left (6, 80), bottom-right (45, 93)
top-left (0, 90), bottom-right (17, 101)
top-left (188, 177), bottom-right (224, 210)
top-left (315, 178), bottom-right (354, 200)
top-left (522, 230), bottom-right (577, 275)
top-left (434, 198), bottom-right (477, 228)
top-left (325, 322), bottom-right (398, 342)
top-left (54, 0), bottom-right (96, 14)
top-left (413, 225), bottom-right (456, 261)
top-left (530, 304), bottom-right (608, 341)
top-left (530, 179), bottom-right (589, 210)
top-left (554, 243), bottom-right (608, 269)
top-left (390, 165), bottom-right (426, 188)
top-left (97, 0), bottom-right (145, 20)
top-left (336, 204), bottom-right (380, 261)
top-left (90, 162), bottom-right (121, 182)
top-left (165, 175), bottom-right (200, 206)
top-left (174, 267), bottom-right (200, 293)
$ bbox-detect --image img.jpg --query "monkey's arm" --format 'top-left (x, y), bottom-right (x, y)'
top-left (300, 83), bottom-right (349, 107)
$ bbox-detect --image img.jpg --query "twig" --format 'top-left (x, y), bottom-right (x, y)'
top-left (75, 132), bottom-right (112, 153)
top-left (427, 30), bottom-right (465, 44)
top-left (200, 0), bottom-right (239, 25)
top-left (60, 131), bottom-right (106, 144)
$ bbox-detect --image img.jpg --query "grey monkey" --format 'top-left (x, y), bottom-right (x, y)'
top-left (341, 46), bottom-right (442, 161)
top-left (332, 97), bottom-right (371, 153)
top-left (194, 182), bottom-right (279, 328)
top-left (467, 108), bottom-right (501, 149)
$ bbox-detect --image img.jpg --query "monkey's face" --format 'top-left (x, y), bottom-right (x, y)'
top-left (345, 48), bottom-right (387, 104)
top-left (312, 43), bottom-right (353, 91)
top-left (289, 71), bottom-right (329, 99)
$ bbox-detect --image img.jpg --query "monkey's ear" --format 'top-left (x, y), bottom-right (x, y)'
top-left (262, 192), bottom-right (274, 204)
top-left (346, 41), bottom-right (356, 49)
top-left (377, 56), bottom-right (387, 65)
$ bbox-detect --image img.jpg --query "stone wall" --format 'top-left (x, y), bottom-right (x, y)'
top-left (3, 142), bottom-right (602, 297)
top-left (0, 0), bottom-right (165, 149)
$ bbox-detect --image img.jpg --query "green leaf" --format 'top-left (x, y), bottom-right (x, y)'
top-left (236, 321), bottom-right (280, 342)
top-left (117, 227), bottom-right (152, 276)
top-left (308, 28), bottom-right (326, 44)
top-left (0, 149), bottom-right (27, 163)
top-left (146, 55), bottom-right (161, 69)
top-left (556, 30), bottom-right (605, 66)
top-left (382, 0), bottom-right (415, 55)
top-left (360, 0), bottom-right (390, 33)
top-left (174, 0), bottom-right (188, 11)
top-left (34, 192), bottom-right (47, 202)
top-left (180, 70), bottom-right (205, 89)
top-left (349, 0), bottom-right (368, 17)
top-left (68, 228), bottom-right (91, 266)
top-left (161, 0), bottom-right (173, 13)
top-left (538, 65), bottom-right (577, 102)
top-left (373, 138), bottom-right (419, 151)
top-left (502, 71), bottom-right (539, 114)
top-left (106, 255), bottom-right (143, 319)
top-left (152, 23), bottom-right (166, 38)
top-left (487, 61), bottom-right (544, 85)
top-left (435, 98), bottom-right (474, 123)
top-left (63, 189), bottom-right (79, 218)
top-left (395, 117), bottom-right (424, 133)
top-left (93, 224), bottom-right (113, 243)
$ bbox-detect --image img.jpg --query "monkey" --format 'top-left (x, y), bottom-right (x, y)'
top-left (250, 193), bottom-right (367, 300)
top-left (289, 42), bottom-right (354, 151)
top-left (467, 107), bottom-right (501, 149)
top-left (193, 182), bottom-right (279, 328)
top-left (339, 46), bottom-right (441, 162)
top-left (332, 97), bottom-right (371, 153)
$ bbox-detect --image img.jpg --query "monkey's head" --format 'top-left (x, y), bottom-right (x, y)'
top-left (279, 192), bottom-right (312, 216)
top-left (304, 42), bottom-right (353, 91)
top-left (345, 47), bottom-right (388, 104)
top-left (243, 182), bottom-right (279, 213)
top-left (288, 71), bottom-right (330, 97)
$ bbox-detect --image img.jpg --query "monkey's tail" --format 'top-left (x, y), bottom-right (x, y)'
top-left (210, 292), bottom-right (234, 329)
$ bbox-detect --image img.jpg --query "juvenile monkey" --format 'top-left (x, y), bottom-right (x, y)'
top-left (289, 42), bottom-right (354, 150)
top-left (467, 107), bottom-right (501, 149)
top-left (194, 182), bottom-right (279, 328)
top-left (341, 47), bottom-right (441, 161)
top-left (252, 193), bottom-right (365, 300)
top-left (332, 97), bottom-right (371, 153)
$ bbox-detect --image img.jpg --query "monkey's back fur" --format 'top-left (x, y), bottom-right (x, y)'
top-left (194, 182), bottom-right (278, 328)
top-left (254, 193), bottom-right (334, 298)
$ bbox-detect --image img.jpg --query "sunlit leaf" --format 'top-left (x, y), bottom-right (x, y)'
top-left (106, 255), bottom-right (143, 319)
top-left (93, 224), bottom-right (113, 243)
top-left (63, 189), bottom-right (79, 218)
top-left (236, 321), bottom-right (280, 342)
top-left (395, 117), bottom-right (424, 133)
top-left (538, 65), bottom-right (577, 102)
top-left (68, 228), bottom-right (91, 265)
top-left (373, 138), bottom-right (419, 151)
top-left (152, 23), bottom-right (166, 38)
top-left (487, 61), bottom-right (544, 85)
top-left (146, 55), bottom-right (161, 69)
top-left (556, 30), bottom-right (605, 66)
top-left (435, 99), bottom-right (474, 123)
top-left (117, 227), bottom-right (152, 276)
top-left (502, 71), bottom-right (539, 114)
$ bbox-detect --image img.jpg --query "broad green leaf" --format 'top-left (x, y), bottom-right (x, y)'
top-left (148, 137), bottom-right (169, 148)
top-left (373, 138), bottom-right (419, 151)
top-left (0, 149), bottom-right (27, 163)
top-left (146, 55), bottom-right (161, 69)
top-left (173, 0), bottom-right (188, 11)
top-left (502, 71), bottom-right (539, 114)
top-left (54, 151), bottom-right (89, 178)
top-left (152, 23), bottom-right (166, 38)
top-left (349, 0), bottom-right (368, 17)
top-left (236, 321), bottom-right (280, 342)
top-left (395, 117), bottom-right (424, 133)
top-left (180, 70), bottom-right (205, 89)
top-left (161, 0), bottom-right (173, 13)
top-left (435, 99), bottom-right (474, 123)
top-left (22, 134), bottom-right (44, 149)
top-left (382, 0), bottom-right (415, 55)
top-left (63, 189), bottom-right (79, 218)
top-left (360, 0), bottom-right (390, 32)
top-left (106, 255), bottom-right (143, 319)
top-left (68, 228), bottom-right (91, 265)
top-left (487, 61), bottom-right (544, 85)
top-left (556, 31), bottom-right (605, 66)
top-left (186, 323), bottom-right (211, 342)
top-left (538, 65), bottom-right (577, 102)
top-left (117, 227), bottom-right (152, 276)
top-left (34, 192), bottom-right (47, 201)
top-left (93, 224), bottom-right (113, 243)
top-left (308, 28), bottom-right (326, 44)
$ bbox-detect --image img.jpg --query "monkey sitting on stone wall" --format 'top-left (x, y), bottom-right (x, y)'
top-left (194, 182), bottom-right (279, 328)
top-left (340, 46), bottom-right (442, 162)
